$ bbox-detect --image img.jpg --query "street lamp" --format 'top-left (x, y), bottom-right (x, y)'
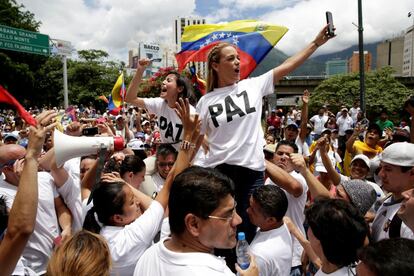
top-left (357, 0), bottom-right (365, 114)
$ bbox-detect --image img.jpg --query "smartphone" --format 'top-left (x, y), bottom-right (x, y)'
top-left (150, 58), bottom-right (162, 63)
top-left (359, 118), bottom-right (370, 129)
top-left (326, 11), bottom-right (335, 37)
top-left (82, 127), bottom-right (99, 136)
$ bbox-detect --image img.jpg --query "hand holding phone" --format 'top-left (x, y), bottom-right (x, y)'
top-left (326, 11), bottom-right (335, 37)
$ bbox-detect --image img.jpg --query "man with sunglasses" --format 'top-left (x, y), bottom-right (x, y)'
top-left (140, 144), bottom-right (177, 198)
top-left (135, 166), bottom-right (258, 276)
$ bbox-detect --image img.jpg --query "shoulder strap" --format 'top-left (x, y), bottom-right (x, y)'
top-left (389, 213), bottom-right (403, 238)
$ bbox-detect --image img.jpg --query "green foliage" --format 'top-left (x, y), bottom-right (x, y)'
top-left (309, 67), bottom-right (412, 120)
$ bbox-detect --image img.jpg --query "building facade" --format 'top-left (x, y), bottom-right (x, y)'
top-left (348, 51), bottom-right (372, 73)
top-left (377, 36), bottom-right (404, 75)
top-left (174, 17), bottom-right (207, 78)
top-left (326, 59), bottom-right (348, 76)
top-left (403, 25), bottom-right (414, 77)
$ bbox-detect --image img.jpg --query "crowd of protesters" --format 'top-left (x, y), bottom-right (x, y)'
top-left (1, 23), bottom-right (414, 276)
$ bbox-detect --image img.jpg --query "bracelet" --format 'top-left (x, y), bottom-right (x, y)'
top-left (313, 41), bottom-right (320, 47)
top-left (180, 140), bottom-right (196, 150)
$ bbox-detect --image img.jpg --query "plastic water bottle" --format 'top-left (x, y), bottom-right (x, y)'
top-left (236, 232), bottom-right (250, 270)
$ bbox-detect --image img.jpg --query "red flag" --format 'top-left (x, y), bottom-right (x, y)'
top-left (0, 85), bottom-right (37, 126)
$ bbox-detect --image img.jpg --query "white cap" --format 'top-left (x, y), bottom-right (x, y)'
top-left (127, 138), bottom-right (145, 150)
top-left (351, 154), bottom-right (371, 169)
top-left (315, 164), bottom-right (327, 173)
top-left (380, 142), bottom-right (414, 167)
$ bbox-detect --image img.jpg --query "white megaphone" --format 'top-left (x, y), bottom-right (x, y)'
top-left (54, 130), bottom-right (124, 167)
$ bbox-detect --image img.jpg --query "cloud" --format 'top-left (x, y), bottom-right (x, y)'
top-left (246, 0), bottom-right (413, 55)
top-left (18, 0), bottom-right (196, 62)
top-left (16, 0), bottom-right (414, 62)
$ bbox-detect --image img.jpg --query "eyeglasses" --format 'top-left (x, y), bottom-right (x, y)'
top-left (208, 202), bottom-right (237, 222)
top-left (158, 162), bottom-right (175, 167)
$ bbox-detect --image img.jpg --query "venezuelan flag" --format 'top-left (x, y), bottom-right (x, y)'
top-left (108, 72), bottom-right (125, 111)
top-left (176, 20), bottom-right (288, 80)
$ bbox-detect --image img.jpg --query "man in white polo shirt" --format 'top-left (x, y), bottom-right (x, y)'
top-left (371, 142), bottom-right (414, 241)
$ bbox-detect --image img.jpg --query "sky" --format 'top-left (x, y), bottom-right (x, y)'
top-left (16, 0), bottom-right (414, 64)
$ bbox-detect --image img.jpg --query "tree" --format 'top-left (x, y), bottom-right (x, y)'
top-left (308, 67), bottom-right (413, 121)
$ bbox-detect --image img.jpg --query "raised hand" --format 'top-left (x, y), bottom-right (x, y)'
top-left (26, 110), bottom-right (58, 159)
top-left (302, 89), bottom-right (310, 104)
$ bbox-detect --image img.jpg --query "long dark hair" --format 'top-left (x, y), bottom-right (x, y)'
top-left (166, 71), bottom-right (196, 106)
top-left (83, 181), bottom-right (126, 233)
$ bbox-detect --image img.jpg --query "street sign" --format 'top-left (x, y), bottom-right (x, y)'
top-left (0, 24), bottom-right (49, 56)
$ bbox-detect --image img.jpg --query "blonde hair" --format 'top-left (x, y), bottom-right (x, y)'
top-left (206, 42), bottom-right (235, 92)
top-left (47, 230), bottom-right (111, 276)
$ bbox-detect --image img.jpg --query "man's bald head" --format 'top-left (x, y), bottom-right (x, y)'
top-left (0, 144), bottom-right (26, 166)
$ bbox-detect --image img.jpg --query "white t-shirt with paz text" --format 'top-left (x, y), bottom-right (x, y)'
top-left (144, 98), bottom-right (195, 151)
top-left (196, 71), bottom-right (274, 171)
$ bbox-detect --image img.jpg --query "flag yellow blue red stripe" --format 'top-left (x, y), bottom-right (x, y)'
top-left (176, 20), bottom-right (288, 79)
top-left (108, 73), bottom-right (125, 111)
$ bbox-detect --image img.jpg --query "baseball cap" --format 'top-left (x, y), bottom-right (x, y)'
top-left (380, 142), bottom-right (414, 167)
top-left (321, 128), bottom-right (332, 135)
top-left (141, 120), bottom-right (150, 126)
top-left (127, 138), bottom-right (145, 150)
top-left (134, 131), bottom-right (145, 139)
top-left (115, 115), bottom-right (123, 120)
top-left (341, 179), bottom-right (376, 215)
top-left (351, 154), bottom-right (371, 169)
top-left (341, 107), bottom-right (349, 112)
top-left (3, 133), bottom-right (19, 141)
top-left (286, 123), bottom-right (299, 130)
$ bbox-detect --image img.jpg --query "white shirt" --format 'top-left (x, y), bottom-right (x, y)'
top-left (336, 115), bottom-right (354, 136)
top-left (250, 224), bottom-right (293, 276)
top-left (57, 174), bottom-right (83, 232)
top-left (134, 237), bottom-right (235, 276)
top-left (101, 200), bottom-right (164, 276)
top-left (196, 71), bottom-right (274, 171)
top-left (144, 98), bottom-right (196, 151)
top-left (349, 107), bottom-right (360, 122)
top-left (310, 115), bottom-right (328, 135)
top-left (0, 172), bottom-right (60, 274)
top-left (371, 196), bottom-right (413, 241)
top-left (315, 266), bottom-right (355, 276)
top-left (265, 171), bottom-right (308, 267)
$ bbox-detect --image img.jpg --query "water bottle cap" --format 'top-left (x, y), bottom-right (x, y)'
top-left (237, 232), bottom-right (246, 240)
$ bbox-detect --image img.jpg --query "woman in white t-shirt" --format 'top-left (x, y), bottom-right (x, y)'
top-left (196, 26), bottom-right (333, 242)
top-left (82, 99), bottom-right (199, 276)
top-left (125, 58), bottom-right (196, 151)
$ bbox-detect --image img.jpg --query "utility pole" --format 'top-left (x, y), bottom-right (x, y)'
top-left (358, 0), bottom-right (365, 114)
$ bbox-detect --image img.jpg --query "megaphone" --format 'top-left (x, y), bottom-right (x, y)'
top-left (54, 130), bottom-right (124, 167)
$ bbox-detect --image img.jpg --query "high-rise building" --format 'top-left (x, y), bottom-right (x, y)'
top-left (403, 25), bottom-right (414, 77)
top-left (174, 17), bottom-right (207, 78)
top-left (326, 59), bottom-right (348, 76)
top-left (377, 36), bottom-right (404, 75)
top-left (348, 51), bottom-right (372, 73)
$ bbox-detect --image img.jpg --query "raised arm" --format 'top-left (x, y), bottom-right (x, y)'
top-left (346, 124), bottom-right (364, 155)
top-left (299, 90), bottom-right (310, 142)
top-left (265, 160), bottom-right (303, 197)
top-left (0, 110), bottom-right (57, 276)
top-left (155, 98), bottom-right (200, 209)
top-left (319, 138), bottom-right (341, 185)
top-left (125, 58), bottom-right (151, 108)
top-left (273, 25), bottom-right (333, 83)
top-left (290, 153), bottom-right (331, 199)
